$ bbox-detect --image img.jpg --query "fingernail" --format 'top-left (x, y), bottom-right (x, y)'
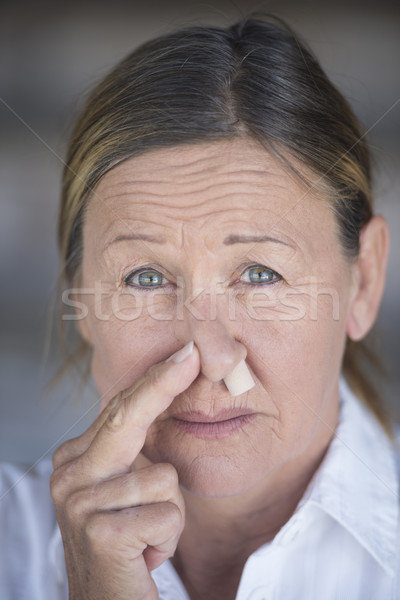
top-left (166, 341), bottom-right (194, 363)
top-left (223, 359), bottom-right (255, 396)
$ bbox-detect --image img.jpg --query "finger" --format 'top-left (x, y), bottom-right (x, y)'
top-left (52, 403), bottom-right (115, 469)
top-left (53, 341), bottom-right (199, 470)
top-left (53, 371), bottom-right (153, 469)
top-left (51, 384), bottom-right (140, 469)
top-left (81, 342), bottom-right (200, 479)
top-left (86, 501), bottom-right (183, 572)
top-left (64, 463), bottom-right (184, 520)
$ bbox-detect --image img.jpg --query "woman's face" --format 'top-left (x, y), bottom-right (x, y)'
top-left (78, 139), bottom-right (356, 498)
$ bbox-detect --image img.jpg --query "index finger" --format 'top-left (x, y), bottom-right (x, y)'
top-left (80, 341), bottom-right (200, 479)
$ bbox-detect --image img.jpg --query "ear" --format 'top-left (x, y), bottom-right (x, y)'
top-left (346, 215), bottom-right (390, 341)
top-left (69, 290), bottom-right (94, 346)
top-left (76, 313), bottom-right (93, 346)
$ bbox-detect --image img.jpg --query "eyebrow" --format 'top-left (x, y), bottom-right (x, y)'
top-left (105, 232), bottom-right (294, 249)
top-left (106, 233), bottom-right (167, 247)
top-left (223, 234), bottom-right (294, 248)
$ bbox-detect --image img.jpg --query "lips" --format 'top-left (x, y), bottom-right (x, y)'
top-left (171, 407), bottom-right (256, 423)
top-left (170, 408), bottom-right (257, 439)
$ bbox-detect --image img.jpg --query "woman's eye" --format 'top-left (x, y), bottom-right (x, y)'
top-left (124, 268), bottom-right (167, 289)
top-left (240, 265), bottom-right (281, 285)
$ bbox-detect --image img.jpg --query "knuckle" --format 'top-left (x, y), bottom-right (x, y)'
top-left (49, 477), bottom-right (59, 505)
top-left (50, 460), bottom-right (82, 506)
top-left (49, 466), bottom-right (68, 505)
top-left (154, 463), bottom-right (179, 488)
top-left (138, 502), bottom-right (182, 544)
top-left (51, 446), bottom-right (63, 470)
top-left (146, 363), bottom-right (165, 392)
top-left (64, 488), bottom-right (91, 520)
top-left (52, 440), bottom-right (72, 469)
top-left (52, 435), bottom-right (82, 469)
top-left (85, 513), bottom-right (110, 550)
top-left (162, 501), bottom-right (183, 531)
top-left (104, 396), bottom-right (127, 432)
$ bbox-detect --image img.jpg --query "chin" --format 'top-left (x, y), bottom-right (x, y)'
top-left (161, 452), bottom-right (264, 498)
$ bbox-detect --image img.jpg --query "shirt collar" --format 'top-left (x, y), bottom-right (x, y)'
top-left (302, 378), bottom-right (399, 576)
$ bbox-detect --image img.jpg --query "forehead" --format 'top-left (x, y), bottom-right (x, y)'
top-left (85, 138), bottom-right (333, 251)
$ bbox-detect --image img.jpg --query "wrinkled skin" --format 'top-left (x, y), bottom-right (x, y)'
top-left (51, 139), bottom-right (388, 600)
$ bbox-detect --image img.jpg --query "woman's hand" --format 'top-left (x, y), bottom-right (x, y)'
top-left (50, 342), bottom-right (200, 600)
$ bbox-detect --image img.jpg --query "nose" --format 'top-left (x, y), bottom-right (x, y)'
top-left (177, 288), bottom-right (247, 383)
top-left (191, 319), bottom-right (247, 382)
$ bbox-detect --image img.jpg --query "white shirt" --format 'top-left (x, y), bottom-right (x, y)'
top-left (1, 379), bottom-right (399, 599)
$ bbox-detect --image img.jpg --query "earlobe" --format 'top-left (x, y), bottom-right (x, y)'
top-left (71, 291), bottom-right (93, 346)
top-left (346, 215), bottom-right (390, 341)
top-left (76, 316), bottom-right (93, 346)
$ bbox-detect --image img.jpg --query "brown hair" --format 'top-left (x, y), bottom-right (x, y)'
top-left (58, 14), bottom-right (391, 432)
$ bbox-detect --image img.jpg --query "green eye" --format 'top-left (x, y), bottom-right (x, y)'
top-left (241, 265), bottom-right (281, 285)
top-left (124, 269), bottom-right (166, 288)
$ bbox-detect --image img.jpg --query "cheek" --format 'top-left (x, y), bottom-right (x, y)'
top-left (240, 291), bottom-right (347, 439)
top-left (243, 285), bottom-right (346, 374)
top-left (89, 313), bottom-right (177, 411)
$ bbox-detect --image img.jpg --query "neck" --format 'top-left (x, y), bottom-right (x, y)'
top-left (171, 420), bottom-right (336, 598)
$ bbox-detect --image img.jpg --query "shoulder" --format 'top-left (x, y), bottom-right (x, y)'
top-left (0, 460), bottom-right (65, 600)
top-left (310, 382), bottom-right (400, 583)
top-left (0, 458), bottom-right (56, 547)
top-left (0, 458), bottom-right (54, 490)
top-left (393, 422), bottom-right (400, 483)
top-left (0, 459), bottom-right (55, 527)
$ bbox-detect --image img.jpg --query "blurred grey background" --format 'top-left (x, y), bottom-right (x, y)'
top-left (1, 0), bottom-right (399, 464)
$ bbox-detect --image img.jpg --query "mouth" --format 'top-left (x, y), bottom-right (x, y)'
top-left (170, 408), bottom-right (257, 439)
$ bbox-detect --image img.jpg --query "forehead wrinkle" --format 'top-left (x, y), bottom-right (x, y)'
top-left (145, 163), bottom-right (280, 183)
top-left (98, 190), bottom-right (284, 232)
top-left (100, 176), bottom-right (290, 203)
top-left (102, 144), bottom-right (276, 182)
top-left (96, 155), bottom-right (291, 203)
top-left (137, 151), bottom-right (230, 177)
top-left (90, 144), bottom-right (330, 261)
top-left (92, 192), bottom-right (313, 265)
top-left (97, 160), bottom-right (249, 191)
top-left (97, 187), bottom-right (269, 216)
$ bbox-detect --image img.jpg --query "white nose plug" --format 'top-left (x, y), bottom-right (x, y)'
top-left (223, 359), bottom-right (255, 397)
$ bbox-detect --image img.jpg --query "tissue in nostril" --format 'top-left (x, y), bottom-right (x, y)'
top-left (223, 359), bottom-right (255, 396)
